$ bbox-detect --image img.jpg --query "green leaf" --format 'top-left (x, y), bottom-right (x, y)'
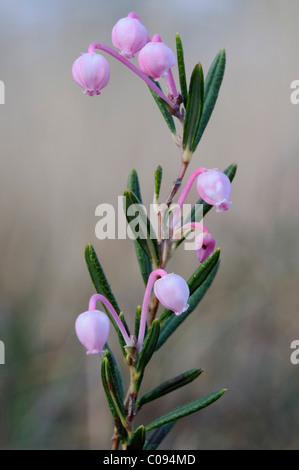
top-left (117, 313), bottom-right (129, 360)
top-left (134, 305), bottom-right (142, 340)
top-left (127, 170), bottom-right (153, 284)
top-left (135, 319), bottom-right (160, 393)
top-left (127, 168), bottom-right (143, 204)
top-left (127, 425), bottom-right (146, 450)
top-left (85, 243), bottom-right (120, 314)
top-left (156, 261), bottom-right (220, 350)
top-left (85, 244), bottom-right (128, 348)
top-left (136, 368), bottom-right (202, 409)
top-left (104, 356), bottom-right (127, 423)
top-left (136, 319), bottom-right (160, 374)
top-left (134, 305), bottom-right (147, 340)
top-left (182, 63), bottom-right (204, 156)
top-left (176, 33), bottom-right (188, 107)
top-left (193, 49), bottom-right (226, 149)
top-left (143, 421), bottom-right (176, 450)
top-left (187, 248), bottom-right (220, 296)
top-left (104, 347), bottom-right (125, 402)
top-left (145, 389), bottom-right (226, 432)
top-left (154, 165), bottom-right (163, 203)
top-left (101, 357), bottom-right (127, 441)
top-left (148, 79), bottom-right (176, 134)
top-left (134, 241), bottom-right (153, 285)
top-left (123, 188), bottom-right (160, 268)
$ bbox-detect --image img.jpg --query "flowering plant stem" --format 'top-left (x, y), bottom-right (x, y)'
top-left (73, 13), bottom-right (237, 450)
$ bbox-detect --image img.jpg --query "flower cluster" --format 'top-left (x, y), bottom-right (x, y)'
top-left (72, 12), bottom-right (178, 103)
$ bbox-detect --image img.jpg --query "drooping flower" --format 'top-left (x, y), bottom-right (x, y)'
top-left (154, 272), bottom-right (189, 315)
top-left (195, 231), bottom-right (216, 263)
top-left (196, 169), bottom-right (232, 212)
top-left (112, 12), bottom-right (149, 59)
top-left (72, 52), bottom-right (110, 96)
top-left (75, 310), bottom-right (110, 355)
top-left (138, 34), bottom-right (176, 80)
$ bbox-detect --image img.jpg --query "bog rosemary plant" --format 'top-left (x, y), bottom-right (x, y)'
top-left (72, 11), bottom-right (237, 450)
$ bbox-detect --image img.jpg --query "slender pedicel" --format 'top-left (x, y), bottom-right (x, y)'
top-left (87, 42), bottom-right (174, 108)
top-left (137, 269), bottom-right (167, 351)
top-left (165, 68), bottom-right (179, 100)
top-left (89, 293), bottom-right (131, 346)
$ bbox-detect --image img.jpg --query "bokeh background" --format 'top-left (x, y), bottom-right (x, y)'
top-left (0, 0), bottom-right (299, 450)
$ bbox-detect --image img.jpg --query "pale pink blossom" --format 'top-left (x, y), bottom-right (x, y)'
top-left (195, 231), bottom-right (216, 263)
top-left (154, 273), bottom-right (189, 316)
top-left (196, 169), bottom-right (232, 212)
top-left (138, 34), bottom-right (176, 80)
top-left (112, 12), bottom-right (149, 59)
top-left (72, 52), bottom-right (110, 96)
top-left (75, 310), bottom-right (110, 355)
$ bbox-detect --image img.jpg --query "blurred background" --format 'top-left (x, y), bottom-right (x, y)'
top-left (0, 0), bottom-right (299, 450)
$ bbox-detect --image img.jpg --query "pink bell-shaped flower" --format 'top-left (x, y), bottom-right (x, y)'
top-left (195, 231), bottom-right (216, 263)
top-left (75, 310), bottom-right (110, 354)
top-left (138, 34), bottom-right (176, 80)
top-left (112, 12), bottom-right (149, 59)
top-left (72, 52), bottom-right (110, 96)
top-left (154, 273), bottom-right (189, 316)
top-left (196, 169), bottom-right (232, 212)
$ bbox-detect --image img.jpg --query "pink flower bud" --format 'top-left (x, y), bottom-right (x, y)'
top-left (72, 52), bottom-right (110, 96)
top-left (154, 273), bottom-right (189, 316)
top-left (196, 169), bottom-right (232, 212)
top-left (75, 310), bottom-right (110, 354)
top-left (195, 232), bottom-right (216, 263)
top-left (138, 34), bottom-right (176, 80)
top-left (112, 12), bottom-right (149, 59)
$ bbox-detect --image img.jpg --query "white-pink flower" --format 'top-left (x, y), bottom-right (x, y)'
top-left (72, 52), bottom-right (110, 96)
top-left (154, 273), bottom-right (189, 316)
top-left (138, 34), bottom-right (176, 80)
top-left (195, 231), bottom-right (216, 263)
top-left (75, 310), bottom-right (110, 354)
top-left (112, 12), bottom-right (149, 59)
top-left (196, 169), bottom-right (232, 212)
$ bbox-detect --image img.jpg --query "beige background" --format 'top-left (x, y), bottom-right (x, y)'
top-left (0, 0), bottom-right (299, 449)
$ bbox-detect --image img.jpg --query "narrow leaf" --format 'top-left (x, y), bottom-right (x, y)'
top-left (156, 261), bottom-right (220, 350)
top-left (176, 33), bottom-right (188, 107)
top-left (85, 243), bottom-right (120, 314)
top-left (127, 168), bottom-right (143, 204)
top-left (134, 241), bottom-right (153, 285)
top-left (136, 368), bottom-right (203, 409)
top-left (117, 313), bottom-right (129, 360)
top-left (154, 165), bottom-right (163, 202)
top-left (127, 170), bottom-right (153, 284)
top-left (143, 421), bottom-right (176, 450)
top-left (182, 63), bottom-right (204, 153)
top-left (136, 319), bottom-right (160, 374)
top-left (123, 188), bottom-right (160, 267)
top-left (101, 358), bottom-right (127, 441)
top-left (104, 347), bottom-right (125, 402)
top-left (127, 425), bottom-right (146, 450)
top-left (193, 49), bottom-right (226, 149)
top-left (134, 305), bottom-right (142, 340)
top-left (104, 355), bottom-right (127, 423)
top-left (145, 389), bottom-right (226, 431)
top-left (148, 79), bottom-right (176, 134)
top-left (188, 249), bottom-right (220, 296)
